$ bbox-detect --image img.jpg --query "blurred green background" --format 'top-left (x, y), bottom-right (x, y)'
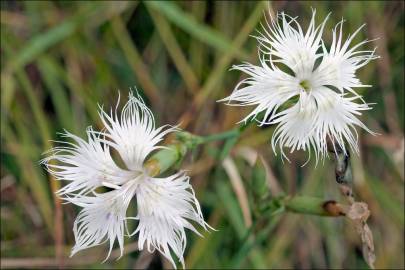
top-left (1, 1), bottom-right (404, 269)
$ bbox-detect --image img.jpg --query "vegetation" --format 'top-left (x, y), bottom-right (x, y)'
top-left (1, 1), bottom-right (404, 269)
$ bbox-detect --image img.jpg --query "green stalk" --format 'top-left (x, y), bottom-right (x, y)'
top-left (143, 129), bottom-right (242, 177)
top-left (283, 196), bottom-right (346, 217)
top-left (198, 129), bottom-right (240, 144)
top-left (231, 195), bottom-right (346, 268)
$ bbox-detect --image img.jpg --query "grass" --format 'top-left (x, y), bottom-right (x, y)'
top-left (1, 1), bottom-right (404, 269)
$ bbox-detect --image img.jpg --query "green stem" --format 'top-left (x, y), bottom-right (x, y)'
top-left (259, 195), bottom-right (347, 217)
top-left (283, 196), bottom-right (346, 217)
top-left (198, 129), bottom-right (240, 144)
top-left (231, 195), bottom-right (346, 267)
top-left (144, 127), bottom-right (245, 177)
top-left (231, 215), bottom-right (281, 268)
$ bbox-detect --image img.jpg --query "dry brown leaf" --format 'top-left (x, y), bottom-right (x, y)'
top-left (346, 202), bottom-right (376, 269)
top-left (222, 157), bottom-right (252, 227)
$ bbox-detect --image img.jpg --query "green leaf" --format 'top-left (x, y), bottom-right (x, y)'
top-left (145, 1), bottom-right (251, 60)
top-left (37, 57), bottom-right (74, 131)
top-left (7, 3), bottom-right (130, 72)
top-left (215, 178), bottom-right (247, 238)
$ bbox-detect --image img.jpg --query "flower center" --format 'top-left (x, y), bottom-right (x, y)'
top-left (299, 79), bottom-right (311, 92)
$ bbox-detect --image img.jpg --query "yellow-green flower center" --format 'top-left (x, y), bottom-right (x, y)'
top-left (299, 79), bottom-right (311, 92)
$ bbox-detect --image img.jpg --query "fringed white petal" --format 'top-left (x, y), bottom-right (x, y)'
top-left (271, 89), bottom-right (374, 163)
top-left (133, 172), bottom-right (209, 269)
top-left (41, 128), bottom-right (134, 197)
top-left (257, 9), bottom-right (328, 77)
top-left (313, 21), bottom-right (379, 94)
top-left (218, 60), bottom-right (300, 125)
top-left (68, 180), bottom-right (138, 261)
top-left (271, 92), bottom-right (319, 162)
top-left (311, 87), bottom-right (374, 157)
top-left (98, 92), bottom-right (177, 171)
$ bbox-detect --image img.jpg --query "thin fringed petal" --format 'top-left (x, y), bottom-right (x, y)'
top-left (313, 21), bottom-right (379, 94)
top-left (218, 60), bottom-right (300, 125)
top-left (311, 87), bottom-right (375, 157)
top-left (41, 128), bottom-right (134, 197)
top-left (271, 92), bottom-right (319, 162)
top-left (133, 172), bottom-right (209, 269)
top-left (257, 9), bottom-right (328, 77)
top-left (271, 89), bottom-right (374, 163)
top-left (99, 92), bottom-right (177, 171)
top-left (68, 180), bottom-right (138, 261)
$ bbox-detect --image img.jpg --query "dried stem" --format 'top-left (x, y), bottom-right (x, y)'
top-left (328, 142), bottom-right (376, 269)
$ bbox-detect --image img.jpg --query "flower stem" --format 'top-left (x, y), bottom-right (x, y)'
top-left (283, 196), bottom-right (346, 217)
top-left (198, 129), bottom-right (240, 144)
top-left (144, 127), bottom-right (246, 177)
top-left (231, 195), bottom-right (347, 267)
top-left (328, 142), bottom-right (354, 202)
top-left (328, 142), bottom-right (376, 269)
top-left (261, 195), bottom-right (347, 217)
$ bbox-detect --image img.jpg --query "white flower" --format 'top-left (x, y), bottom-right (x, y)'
top-left (219, 10), bottom-right (378, 162)
top-left (42, 92), bottom-right (209, 268)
